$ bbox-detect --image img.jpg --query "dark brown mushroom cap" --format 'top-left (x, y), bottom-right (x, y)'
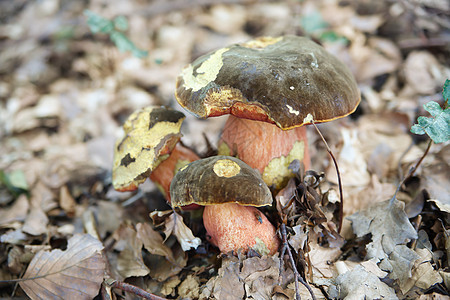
top-left (176, 35), bottom-right (360, 130)
top-left (170, 156), bottom-right (272, 208)
top-left (112, 106), bottom-right (185, 192)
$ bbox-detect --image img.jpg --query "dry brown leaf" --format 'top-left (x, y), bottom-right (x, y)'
top-left (178, 274), bottom-right (201, 299)
top-left (136, 222), bottom-right (175, 263)
top-left (160, 276), bottom-right (181, 297)
top-left (148, 243), bottom-right (187, 282)
top-left (326, 128), bottom-right (370, 187)
top-left (400, 248), bottom-right (443, 294)
top-left (0, 194), bottom-right (29, 226)
top-left (348, 199), bottom-right (419, 282)
top-left (163, 212), bottom-right (201, 251)
top-left (22, 205), bottom-right (48, 236)
top-left (59, 185), bottom-right (76, 216)
top-left (113, 223), bottom-right (149, 278)
top-left (19, 234), bottom-right (105, 300)
top-left (329, 264), bottom-right (398, 299)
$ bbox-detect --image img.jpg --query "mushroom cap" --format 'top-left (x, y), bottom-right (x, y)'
top-left (112, 106), bottom-right (185, 192)
top-left (176, 35), bottom-right (360, 130)
top-left (170, 156), bottom-right (272, 207)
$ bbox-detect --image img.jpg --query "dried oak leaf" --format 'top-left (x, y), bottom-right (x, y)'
top-left (400, 248), bottom-right (443, 294)
top-left (348, 199), bottom-right (419, 282)
top-left (19, 234), bottom-right (105, 300)
top-left (329, 265), bottom-right (398, 299)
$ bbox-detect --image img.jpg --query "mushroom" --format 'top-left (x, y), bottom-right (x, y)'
top-left (112, 106), bottom-right (199, 202)
top-left (175, 36), bottom-right (360, 190)
top-left (170, 155), bottom-right (280, 255)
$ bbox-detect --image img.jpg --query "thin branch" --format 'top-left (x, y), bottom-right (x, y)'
top-left (107, 280), bottom-right (168, 300)
top-left (279, 224), bottom-right (317, 300)
top-left (311, 122), bottom-right (344, 233)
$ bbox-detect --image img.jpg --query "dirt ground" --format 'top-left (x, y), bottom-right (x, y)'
top-left (0, 0), bottom-right (449, 299)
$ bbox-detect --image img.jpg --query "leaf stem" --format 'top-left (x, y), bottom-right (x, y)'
top-left (389, 139), bottom-right (433, 207)
top-left (311, 122), bottom-right (344, 233)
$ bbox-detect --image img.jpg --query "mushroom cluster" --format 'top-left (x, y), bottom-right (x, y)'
top-left (112, 35), bottom-right (360, 256)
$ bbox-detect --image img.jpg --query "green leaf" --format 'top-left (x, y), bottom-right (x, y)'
top-left (84, 10), bottom-right (148, 58)
top-left (411, 101), bottom-right (450, 143)
top-left (0, 170), bottom-right (29, 197)
top-left (84, 10), bottom-right (114, 34)
top-left (443, 79), bottom-right (450, 102)
top-left (300, 12), bottom-right (328, 35)
top-left (113, 16), bottom-right (129, 31)
top-left (110, 31), bottom-right (148, 58)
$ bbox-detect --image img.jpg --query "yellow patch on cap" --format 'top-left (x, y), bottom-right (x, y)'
top-left (213, 159), bottom-right (241, 178)
top-left (181, 48), bottom-right (229, 92)
top-left (262, 141), bottom-right (305, 189)
top-left (241, 36), bottom-right (283, 49)
top-left (112, 106), bottom-right (185, 191)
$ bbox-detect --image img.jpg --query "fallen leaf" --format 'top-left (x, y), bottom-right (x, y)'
top-left (113, 223), bottom-right (149, 278)
top-left (19, 234), bottom-right (105, 300)
top-left (288, 225), bottom-right (308, 253)
top-left (329, 264), bottom-right (398, 299)
top-left (240, 256), bottom-right (282, 300)
top-left (348, 199), bottom-right (419, 282)
top-left (0, 194), bottom-right (29, 226)
top-left (22, 205), bottom-right (48, 236)
top-left (164, 212), bottom-right (201, 251)
top-left (178, 274), bottom-right (201, 299)
top-left (160, 276), bottom-right (181, 297)
top-left (400, 248), bottom-right (442, 294)
top-left (136, 222), bottom-right (175, 263)
top-left (59, 185), bottom-right (76, 216)
top-left (200, 256), bottom-right (245, 300)
top-left (326, 128), bottom-right (370, 187)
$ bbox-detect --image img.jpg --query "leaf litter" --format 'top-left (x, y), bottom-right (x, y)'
top-left (0, 0), bottom-right (449, 299)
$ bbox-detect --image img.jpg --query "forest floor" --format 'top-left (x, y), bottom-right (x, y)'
top-left (0, 0), bottom-right (449, 299)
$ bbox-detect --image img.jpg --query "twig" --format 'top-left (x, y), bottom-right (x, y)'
top-left (389, 139), bottom-right (432, 207)
top-left (279, 224), bottom-right (316, 300)
top-left (106, 279), bottom-right (168, 300)
top-left (310, 122), bottom-right (344, 233)
top-left (398, 36), bottom-right (450, 49)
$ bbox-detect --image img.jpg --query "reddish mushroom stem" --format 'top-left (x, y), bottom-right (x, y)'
top-left (219, 115), bottom-right (311, 190)
top-left (203, 203), bottom-right (280, 255)
top-left (150, 144), bottom-right (199, 202)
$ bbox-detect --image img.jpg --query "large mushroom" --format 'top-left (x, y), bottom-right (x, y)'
top-left (112, 106), bottom-right (199, 202)
top-left (175, 36), bottom-right (360, 190)
top-left (170, 155), bottom-right (280, 255)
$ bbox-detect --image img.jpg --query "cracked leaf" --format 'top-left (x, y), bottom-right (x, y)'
top-left (348, 199), bottom-right (419, 281)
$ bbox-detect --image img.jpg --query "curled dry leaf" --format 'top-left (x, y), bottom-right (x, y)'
top-left (163, 212), bottom-right (201, 251)
top-left (19, 234), bottom-right (105, 300)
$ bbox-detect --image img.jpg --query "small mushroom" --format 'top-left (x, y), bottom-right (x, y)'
top-left (112, 106), bottom-right (199, 201)
top-left (170, 156), bottom-right (280, 255)
top-left (175, 36), bottom-right (360, 189)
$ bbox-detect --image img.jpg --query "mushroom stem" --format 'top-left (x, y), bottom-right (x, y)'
top-left (219, 116), bottom-right (311, 190)
top-left (150, 144), bottom-right (199, 202)
top-left (203, 203), bottom-right (280, 255)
